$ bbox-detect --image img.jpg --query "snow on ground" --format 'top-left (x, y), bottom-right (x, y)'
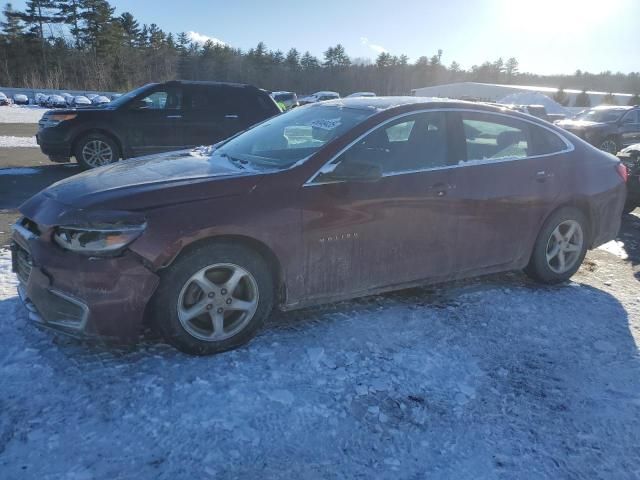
top-left (0, 249), bottom-right (639, 479)
top-left (498, 92), bottom-right (569, 115)
top-left (0, 167), bottom-right (41, 175)
top-left (598, 240), bottom-right (629, 260)
top-left (0, 136), bottom-right (38, 148)
top-left (0, 105), bottom-right (46, 124)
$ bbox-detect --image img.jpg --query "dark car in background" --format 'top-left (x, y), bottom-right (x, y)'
top-left (12, 98), bottom-right (627, 355)
top-left (617, 143), bottom-right (640, 212)
top-left (556, 105), bottom-right (640, 154)
top-left (36, 80), bottom-right (281, 169)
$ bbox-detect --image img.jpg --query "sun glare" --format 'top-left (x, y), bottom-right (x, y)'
top-left (500, 0), bottom-right (626, 34)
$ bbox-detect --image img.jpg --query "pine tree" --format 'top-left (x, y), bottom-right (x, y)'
top-left (79, 0), bottom-right (114, 53)
top-left (574, 89), bottom-right (591, 108)
top-left (17, 0), bottom-right (60, 82)
top-left (284, 48), bottom-right (300, 71)
top-left (118, 11), bottom-right (139, 47)
top-left (505, 57), bottom-right (519, 82)
top-left (554, 87), bottom-right (569, 106)
top-left (57, 0), bottom-right (81, 47)
top-left (601, 92), bottom-right (617, 105)
top-left (1, 3), bottom-right (24, 39)
top-left (300, 51), bottom-right (319, 70)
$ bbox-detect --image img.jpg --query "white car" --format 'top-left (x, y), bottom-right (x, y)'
top-left (300, 91), bottom-right (340, 105)
top-left (346, 91), bottom-right (376, 98)
top-left (35, 93), bottom-right (48, 106)
top-left (46, 95), bottom-right (67, 108)
top-left (86, 93), bottom-right (99, 101)
top-left (12, 93), bottom-right (29, 105)
top-left (61, 93), bottom-right (74, 105)
top-left (0, 92), bottom-right (9, 106)
top-left (72, 95), bottom-right (92, 107)
top-left (91, 95), bottom-right (110, 105)
top-left (271, 91), bottom-right (299, 110)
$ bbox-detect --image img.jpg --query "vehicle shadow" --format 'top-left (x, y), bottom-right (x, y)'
top-left (2, 277), bottom-right (639, 478)
top-left (0, 164), bottom-right (80, 209)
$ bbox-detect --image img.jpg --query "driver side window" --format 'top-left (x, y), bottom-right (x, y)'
top-left (133, 89), bottom-right (182, 111)
top-left (316, 111), bottom-right (449, 182)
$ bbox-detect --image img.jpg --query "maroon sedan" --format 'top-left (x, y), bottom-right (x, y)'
top-left (11, 98), bottom-right (627, 355)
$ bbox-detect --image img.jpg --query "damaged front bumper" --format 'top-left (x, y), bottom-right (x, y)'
top-left (11, 222), bottom-right (159, 343)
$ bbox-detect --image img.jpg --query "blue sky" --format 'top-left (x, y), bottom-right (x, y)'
top-left (11, 0), bottom-right (640, 74)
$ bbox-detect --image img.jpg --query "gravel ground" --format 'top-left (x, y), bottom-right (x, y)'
top-left (0, 214), bottom-right (638, 479)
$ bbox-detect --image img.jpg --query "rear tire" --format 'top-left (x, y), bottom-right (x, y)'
top-left (599, 137), bottom-right (619, 155)
top-left (75, 133), bottom-right (119, 170)
top-left (152, 243), bottom-right (274, 355)
top-left (524, 207), bottom-right (589, 284)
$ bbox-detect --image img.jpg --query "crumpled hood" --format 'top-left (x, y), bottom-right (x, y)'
top-left (556, 119), bottom-right (605, 129)
top-left (21, 148), bottom-right (266, 218)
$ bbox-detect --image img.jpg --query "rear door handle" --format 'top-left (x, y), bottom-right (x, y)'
top-left (535, 170), bottom-right (554, 182)
top-left (225, 114), bottom-right (239, 119)
top-left (166, 115), bottom-right (182, 119)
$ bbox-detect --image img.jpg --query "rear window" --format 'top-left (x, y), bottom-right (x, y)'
top-left (461, 113), bottom-right (529, 162)
top-left (529, 125), bottom-right (569, 155)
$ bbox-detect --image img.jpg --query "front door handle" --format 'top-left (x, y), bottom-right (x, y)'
top-left (225, 114), bottom-right (239, 119)
top-left (166, 115), bottom-right (182, 119)
top-left (535, 170), bottom-right (554, 182)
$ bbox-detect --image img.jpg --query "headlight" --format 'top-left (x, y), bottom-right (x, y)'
top-left (41, 114), bottom-right (77, 128)
top-left (53, 224), bottom-right (145, 255)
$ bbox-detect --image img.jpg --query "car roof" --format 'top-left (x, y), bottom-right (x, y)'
top-left (165, 80), bottom-right (253, 89)
top-left (312, 96), bottom-right (554, 119)
top-left (313, 91), bottom-right (340, 96)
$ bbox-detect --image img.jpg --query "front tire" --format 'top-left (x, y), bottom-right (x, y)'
top-left (524, 207), bottom-right (589, 284)
top-left (152, 243), bottom-right (274, 355)
top-left (75, 133), bottom-right (119, 170)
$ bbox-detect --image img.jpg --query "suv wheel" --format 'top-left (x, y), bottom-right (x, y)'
top-left (599, 137), bottom-right (619, 154)
top-left (152, 243), bottom-right (274, 355)
top-left (524, 207), bottom-right (589, 284)
top-left (75, 133), bottom-right (119, 169)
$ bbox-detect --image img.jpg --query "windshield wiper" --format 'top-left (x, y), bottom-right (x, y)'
top-left (219, 152), bottom-right (249, 170)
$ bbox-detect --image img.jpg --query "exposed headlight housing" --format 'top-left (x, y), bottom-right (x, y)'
top-left (53, 224), bottom-right (145, 255)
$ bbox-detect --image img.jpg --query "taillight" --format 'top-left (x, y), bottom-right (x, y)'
top-left (616, 162), bottom-right (628, 182)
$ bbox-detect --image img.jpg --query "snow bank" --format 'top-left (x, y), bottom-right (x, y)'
top-left (598, 240), bottom-right (629, 260)
top-left (498, 92), bottom-right (569, 115)
top-left (0, 135), bottom-right (38, 147)
top-left (0, 105), bottom-right (46, 123)
top-left (1, 248), bottom-right (639, 478)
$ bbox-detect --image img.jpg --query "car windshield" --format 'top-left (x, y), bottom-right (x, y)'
top-left (108, 84), bottom-right (154, 108)
top-left (212, 103), bottom-right (375, 169)
top-left (576, 108), bottom-right (625, 123)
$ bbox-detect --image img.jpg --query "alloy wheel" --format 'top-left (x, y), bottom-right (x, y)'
top-left (81, 140), bottom-right (114, 167)
top-left (177, 263), bottom-right (259, 342)
top-left (599, 139), bottom-right (618, 154)
top-left (545, 220), bottom-right (584, 274)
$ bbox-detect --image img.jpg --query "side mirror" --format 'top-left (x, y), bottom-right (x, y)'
top-left (130, 99), bottom-right (151, 110)
top-left (329, 154), bottom-right (383, 182)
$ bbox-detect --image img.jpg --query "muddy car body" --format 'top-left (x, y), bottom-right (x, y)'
top-left (12, 98), bottom-right (627, 354)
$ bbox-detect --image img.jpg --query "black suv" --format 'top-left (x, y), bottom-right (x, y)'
top-left (37, 80), bottom-right (281, 169)
top-left (556, 105), bottom-right (640, 154)
top-left (617, 143), bottom-right (640, 213)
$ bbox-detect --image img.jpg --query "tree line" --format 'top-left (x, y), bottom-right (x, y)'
top-left (1, 0), bottom-right (639, 102)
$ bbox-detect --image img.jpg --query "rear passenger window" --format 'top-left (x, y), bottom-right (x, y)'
top-left (461, 113), bottom-right (529, 163)
top-left (529, 124), bottom-right (568, 155)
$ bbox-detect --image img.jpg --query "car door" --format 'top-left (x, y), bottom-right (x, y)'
top-left (620, 110), bottom-right (640, 147)
top-left (181, 85), bottom-right (235, 148)
top-left (300, 111), bottom-right (459, 301)
top-left (121, 85), bottom-right (184, 156)
top-left (446, 110), bottom-right (570, 274)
